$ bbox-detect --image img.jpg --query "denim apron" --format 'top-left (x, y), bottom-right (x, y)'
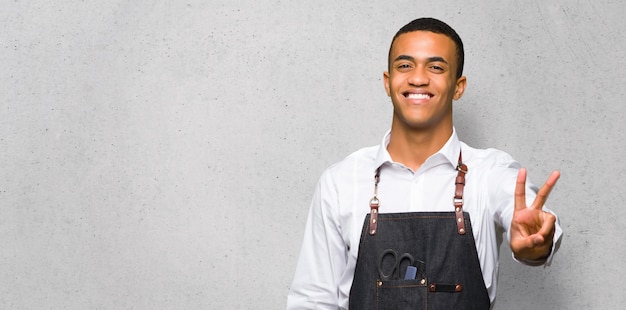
top-left (349, 153), bottom-right (490, 309)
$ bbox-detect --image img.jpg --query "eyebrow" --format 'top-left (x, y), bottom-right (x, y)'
top-left (393, 55), bottom-right (449, 64)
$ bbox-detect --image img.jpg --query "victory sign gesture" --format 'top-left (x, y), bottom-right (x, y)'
top-left (510, 168), bottom-right (561, 262)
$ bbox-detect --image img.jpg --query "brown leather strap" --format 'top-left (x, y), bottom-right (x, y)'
top-left (454, 153), bottom-right (468, 235)
top-left (369, 169), bottom-right (381, 235)
top-left (369, 152), bottom-right (467, 236)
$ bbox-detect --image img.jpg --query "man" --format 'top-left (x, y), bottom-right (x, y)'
top-left (287, 17), bottom-right (562, 309)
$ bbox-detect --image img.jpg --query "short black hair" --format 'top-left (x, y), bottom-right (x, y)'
top-left (388, 18), bottom-right (464, 78)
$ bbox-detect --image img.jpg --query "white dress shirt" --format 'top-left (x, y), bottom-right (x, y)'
top-left (287, 129), bottom-right (562, 309)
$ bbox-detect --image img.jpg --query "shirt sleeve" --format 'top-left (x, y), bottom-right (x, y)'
top-left (490, 159), bottom-right (563, 267)
top-left (287, 169), bottom-right (347, 309)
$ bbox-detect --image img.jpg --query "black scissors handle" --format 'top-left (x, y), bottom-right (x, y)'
top-left (377, 249), bottom-right (415, 281)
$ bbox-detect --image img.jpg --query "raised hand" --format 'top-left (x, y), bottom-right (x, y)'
top-left (509, 168), bottom-right (560, 262)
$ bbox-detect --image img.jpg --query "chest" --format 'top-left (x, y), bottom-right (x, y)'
top-left (339, 168), bottom-right (491, 257)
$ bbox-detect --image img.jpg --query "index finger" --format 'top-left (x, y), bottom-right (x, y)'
top-left (531, 170), bottom-right (561, 210)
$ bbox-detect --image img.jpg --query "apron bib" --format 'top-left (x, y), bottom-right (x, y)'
top-left (349, 153), bottom-right (490, 309)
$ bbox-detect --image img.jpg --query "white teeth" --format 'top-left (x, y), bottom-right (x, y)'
top-left (407, 93), bottom-right (431, 99)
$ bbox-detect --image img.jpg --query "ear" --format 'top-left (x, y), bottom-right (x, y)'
top-left (453, 76), bottom-right (467, 100)
top-left (383, 71), bottom-right (391, 97)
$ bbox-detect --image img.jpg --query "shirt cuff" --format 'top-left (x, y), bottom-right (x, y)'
top-left (512, 254), bottom-right (551, 266)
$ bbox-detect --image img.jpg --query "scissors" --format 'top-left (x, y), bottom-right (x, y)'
top-left (377, 249), bottom-right (418, 281)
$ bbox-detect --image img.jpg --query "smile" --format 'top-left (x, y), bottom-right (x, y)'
top-left (404, 92), bottom-right (433, 99)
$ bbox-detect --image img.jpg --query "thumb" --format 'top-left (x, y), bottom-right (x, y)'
top-left (532, 235), bottom-right (545, 246)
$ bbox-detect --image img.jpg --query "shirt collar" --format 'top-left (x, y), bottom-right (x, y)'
top-left (373, 128), bottom-right (461, 172)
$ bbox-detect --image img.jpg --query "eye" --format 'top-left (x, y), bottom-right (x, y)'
top-left (396, 63), bottom-right (413, 71)
top-left (428, 64), bottom-right (446, 73)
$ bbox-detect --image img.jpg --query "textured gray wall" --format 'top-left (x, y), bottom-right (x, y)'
top-left (2, 1), bottom-right (624, 309)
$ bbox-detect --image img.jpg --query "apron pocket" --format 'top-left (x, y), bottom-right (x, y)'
top-left (375, 279), bottom-right (428, 310)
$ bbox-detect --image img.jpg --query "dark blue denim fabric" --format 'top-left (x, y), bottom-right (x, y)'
top-left (349, 212), bottom-right (490, 309)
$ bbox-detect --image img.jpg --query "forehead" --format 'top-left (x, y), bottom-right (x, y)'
top-left (390, 31), bottom-right (457, 62)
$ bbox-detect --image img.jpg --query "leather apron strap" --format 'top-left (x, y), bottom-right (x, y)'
top-left (369, 153), bottom-right (468, 236)
top-left (455, 153), bottom-right (468, 235)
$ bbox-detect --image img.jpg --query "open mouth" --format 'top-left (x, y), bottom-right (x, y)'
top-left (403, 92), bottom-right (433, 100)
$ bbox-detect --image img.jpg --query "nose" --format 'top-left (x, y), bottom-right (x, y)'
top-left (408, 66), bottom-right (429, 86)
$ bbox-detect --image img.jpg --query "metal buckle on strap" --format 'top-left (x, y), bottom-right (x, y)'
top-left (369, 197), bottom-right (379, 235)
top-left (456, 163), bottom-right (468, 174)
top-left (369, 168), bottom-right (381, 235)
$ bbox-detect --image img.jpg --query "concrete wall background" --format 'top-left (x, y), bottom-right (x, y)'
top-left (2, 1), bottom-right (624, 309)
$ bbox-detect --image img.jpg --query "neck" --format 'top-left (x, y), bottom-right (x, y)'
top-left (387, 125), bottom-right (453, 171)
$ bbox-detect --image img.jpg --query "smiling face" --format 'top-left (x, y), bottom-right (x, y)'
top-left (384, 30), bottom-right (466, 133)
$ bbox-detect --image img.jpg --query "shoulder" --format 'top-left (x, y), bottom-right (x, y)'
top-left (460, 142), bottom-right (522, 204)
top-left (460, 142), bottom-right (521, 171)
top-left (320, 145), bottom-right (379, 182)
top-left (326, 144), bottom-right (378, 173)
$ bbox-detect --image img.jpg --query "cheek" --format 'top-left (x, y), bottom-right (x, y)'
top-left (439, 81), bottom-right (457, 97)
top-left (390, 78), bottom-right (404, 94)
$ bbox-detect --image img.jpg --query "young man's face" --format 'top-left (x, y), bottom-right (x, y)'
top-left (384, 31), bottom-right (466, 132)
